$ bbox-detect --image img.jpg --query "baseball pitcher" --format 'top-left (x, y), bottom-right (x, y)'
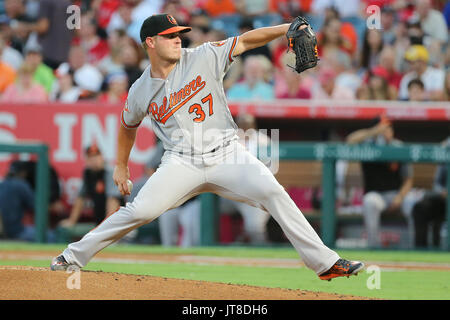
top-left (52, 14), bottom-right (364, 281)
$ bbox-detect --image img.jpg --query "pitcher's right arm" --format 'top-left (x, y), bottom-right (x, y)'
top-left (113, 125), bottom-right (138, 195)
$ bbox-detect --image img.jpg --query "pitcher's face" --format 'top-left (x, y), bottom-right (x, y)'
top-left (154, 32), bottom-right (182, 63)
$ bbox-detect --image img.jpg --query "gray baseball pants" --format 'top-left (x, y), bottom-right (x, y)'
top-left (62, 141), bottom-right (340, 275)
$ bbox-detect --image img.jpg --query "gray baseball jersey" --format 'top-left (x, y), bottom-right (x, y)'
top-left (121, 37), bottom-right (240, 154)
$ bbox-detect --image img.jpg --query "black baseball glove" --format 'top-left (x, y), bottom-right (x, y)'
top-left (286, 16), bottom-right (319, 73)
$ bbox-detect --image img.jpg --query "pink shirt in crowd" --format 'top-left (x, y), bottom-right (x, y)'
top-left (1, 84), bottom-right (48, 103)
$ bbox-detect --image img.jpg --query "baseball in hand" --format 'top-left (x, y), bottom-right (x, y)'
top-left (127, 179), bottom-right (133, 193)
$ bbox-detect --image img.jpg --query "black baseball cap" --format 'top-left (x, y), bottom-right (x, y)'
top-left (140, 14), bottom-right (191, 42)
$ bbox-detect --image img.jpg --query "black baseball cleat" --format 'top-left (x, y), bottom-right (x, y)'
top-left (319, 259), bottom-right (364, 281)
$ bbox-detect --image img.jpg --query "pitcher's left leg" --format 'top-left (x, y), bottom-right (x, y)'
top-left (205, 143), bottom-right (340, 275)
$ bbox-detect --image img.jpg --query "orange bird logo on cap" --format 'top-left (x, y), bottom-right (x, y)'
top-left (167, 15), bottom-right (177, 25)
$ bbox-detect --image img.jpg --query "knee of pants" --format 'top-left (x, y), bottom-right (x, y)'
top-left (256, 183), bottom-right (285, 204)
top-left (363, 192), bottom-right (385, 213)
top-left (132, 199), bottom-right (165, 222)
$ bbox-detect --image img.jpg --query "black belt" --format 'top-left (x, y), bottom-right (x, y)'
top-left (210, 140), bottom-right (232, 153)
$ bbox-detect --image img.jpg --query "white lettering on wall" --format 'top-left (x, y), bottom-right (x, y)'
top-left (82, 114), bottom-right (117, 162)
top-left (54, 114), bottom-right (77, 162)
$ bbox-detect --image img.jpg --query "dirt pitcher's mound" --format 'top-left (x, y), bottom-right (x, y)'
top-left (0, 266), bottom-right (367, 300)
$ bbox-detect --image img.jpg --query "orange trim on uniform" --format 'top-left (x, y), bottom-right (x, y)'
top-left (158, 26), bottom-right (192, 35)
top-left (228, 37), bottom-right (237, 63)
top-left (121, 110), bottom-right (141, 129)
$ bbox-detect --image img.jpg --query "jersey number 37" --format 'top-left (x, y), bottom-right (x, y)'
top-left (188, 93), bottom-right (213, 123)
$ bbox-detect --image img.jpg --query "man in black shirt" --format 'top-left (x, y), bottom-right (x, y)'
top-left (346, 116), bottom-right (416, 248)
top-left (412, 137), bottom-right (448, 248)
top-left (59, 145), bottom-right (123, 227)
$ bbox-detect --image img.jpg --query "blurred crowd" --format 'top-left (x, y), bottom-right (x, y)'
top-left (0, 0), bottom-right (449, 105)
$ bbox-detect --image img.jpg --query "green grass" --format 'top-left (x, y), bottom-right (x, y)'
top-left (0, 241), bottom-right (449, 263)
top-left (1, 258), bottom-right (449, 300)
top-left (1, 241), bottom-right (449, 300)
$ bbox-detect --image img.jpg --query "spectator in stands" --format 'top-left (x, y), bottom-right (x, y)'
top-left (222, 17), bottom-right (274, 92)
top-left (23, 41), bottom-right (55, 94)
top-left (67, 45), bottom-right (104, 100)
top-left (185, 13), bottom-right (211, 49)
top-left (380, 5), bottom-right (397, 45)
top-left (1, 62), bottom-right (47, 103)
top-left (392, 20), bottom-right (413, 73)
top-left (346, 116), bottom-right (417, 248)
top-left (161, 0), bottom-right (190, 28)
top-left (311, 0), bottom-right (361, 20)
top-left (76, 12), bottom-right (110, 66)
top-left (3, 0), bottom-right (35, 53)
top-left (273, 0), bottom-right (312, 21)
top-left (323, 7), bottom-right (359, 55)
top-left (320, 48), bottom-right (361, 96)
top-left (118, 41), bottom-right (143, 89)
top-left (317, 17), bottom-right (353, 61)
top-left (275, 51), bottom-right (311, 99)
top-left (97, 71), bottom-right (128, 104)
top-left (20, 0), bottom-right (75, 69)
top-left (0, 160), bottom-right (55, 242)
top-left (0, 33), bottom-right (16, 94)
top-left (413, 0), bottom-right (448, 46)
top-left (106, 1), bottom-right (133, 37)
top-left (234, 0), bottom-right (282, 29)
top-left (406, 17), bottom-right (444, 69)
top-left (311, 66), bottom-right (355, 100)
top-left (227, 55), bottom-right (274, 100)
top-left (0, 32), bottom-right (24, 72)
top-left (378, 46), bottom-right (403, 92)
top-left (107, 0), bottom-right (162, 44)
top-left (201, 0), bottom-right (240, 37)
top-left (49, 62), bottom-right (81, 103)
top-left (411, 137), bottom-right (449, 249)
top-left (407, 78), bottom-right (427, 101)
top-left (90, 0), bottom-right (121, 31)
top-left (398, 45), bottom-right (445, 101)
top-left (359, 29), bottom-right (384, 71)
top-left (59, 145), bottom-right (124, 228)
top-left (97, 29), bottom-right (128, 76)
top-left (364, 66), bottom-right (397, 100)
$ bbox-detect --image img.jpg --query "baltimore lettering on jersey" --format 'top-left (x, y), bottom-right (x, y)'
top-left (149, 75), bottom-right (206, 124)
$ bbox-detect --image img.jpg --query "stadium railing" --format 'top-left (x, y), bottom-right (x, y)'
top-left (0, 142), bottom-right (49, 242)
top-left (200, 142), bottom-right (450, 250)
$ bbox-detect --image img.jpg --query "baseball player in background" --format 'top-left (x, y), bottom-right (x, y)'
top-left (52, 14), bottom-right (364, 281)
